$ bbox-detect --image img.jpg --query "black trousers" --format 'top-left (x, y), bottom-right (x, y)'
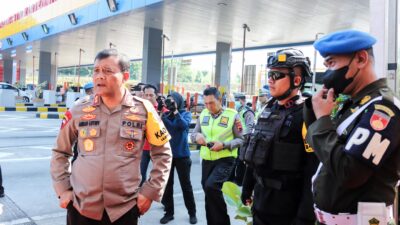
top-left (161, 157), bottom-right (196, 216)
top-left (0, 166), bottom-right (4, 194)
top-left (67, 203), bottom-right (139, 225)
top-left (202, 157), bottom-right (235, 225)
top-left (140, 150), bottom-right (151, 186)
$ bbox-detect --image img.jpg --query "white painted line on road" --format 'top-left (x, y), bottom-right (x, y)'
top-left (0, 156), bottom-right (50, 163)
top-left (0, 152), bottom-right (13, 158)
top-left (31, 212), bottom-right (66, 221)
top-left (0, 217), bottom-right (31, 225)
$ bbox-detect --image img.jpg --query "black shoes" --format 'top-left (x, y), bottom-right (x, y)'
top-left (160, 214), bottom-right (174, 224)
top-left (189, 215), bottom-right (197, 224)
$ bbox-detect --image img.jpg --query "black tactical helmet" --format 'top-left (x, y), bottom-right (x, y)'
top-left (267, 48), bottom-right (312, 78)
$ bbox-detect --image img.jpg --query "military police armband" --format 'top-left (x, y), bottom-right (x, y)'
top-left (342, 102), bottom-right (400, 168)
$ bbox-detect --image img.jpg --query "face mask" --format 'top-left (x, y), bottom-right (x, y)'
top-left (235, 101), bottom-right (241, 111)
top-left (322, 55), bottom-right (358, 94)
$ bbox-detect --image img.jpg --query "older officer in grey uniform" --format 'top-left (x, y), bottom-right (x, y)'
top-left (50, 49), bottom-right (172, 225)
top-left (305, 30), bottom-right (400, 225)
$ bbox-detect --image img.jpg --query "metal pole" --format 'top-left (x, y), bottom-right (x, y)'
top-left (55, 52), bottom-right (58, 90)
top-left (32, 56), bottom-right (35, 85)
top-left (161, 34), bottom-right (169, 95)
top-left (241, 24), bottom-right (250, 93)
top-left (77, 48), bottom-right (84, 92)
top-left (312, 33), bottom-right (324, 93)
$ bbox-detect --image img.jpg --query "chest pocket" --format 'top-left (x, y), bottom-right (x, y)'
top-left (77, 127), bottom-right (101, 156)
top-left (118, 127), bottom-right (144, 158)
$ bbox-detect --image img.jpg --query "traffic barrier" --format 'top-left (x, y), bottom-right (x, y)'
top-left (36, 112), bottom-right (65, 119)
top-left (15, 103), bottom-right (66, 107)
top-left (0, 107), bottom-right (67, 112)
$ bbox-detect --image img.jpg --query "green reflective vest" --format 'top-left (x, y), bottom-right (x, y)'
top-left (199, 108), bottom-right (238, 161)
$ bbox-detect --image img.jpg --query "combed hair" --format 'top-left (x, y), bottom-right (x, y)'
top-left (203, 87), bottom-right (221, 99)
top-left (143, 84), bottom-right (158, 93)
top-left (94, 49), bottom-right (130, 72)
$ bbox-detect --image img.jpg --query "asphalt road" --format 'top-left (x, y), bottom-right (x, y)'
top-left (0, 111), bottom-right (245, 225)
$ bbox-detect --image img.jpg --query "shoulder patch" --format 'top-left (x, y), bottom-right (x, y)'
top-left (61, 110), bottom-right (72, 129)
top-left (302, 123), bottom-right (314, 153)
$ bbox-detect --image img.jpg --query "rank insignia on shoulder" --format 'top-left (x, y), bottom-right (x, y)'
top-left (370, 110), bottom-right (391, 131)
top-left (83, 139), bottom-right (94, 152)
top-left (61, 110), bottom-right (72, 129)
top-left (82, 106), bottom-right (96, 113)
top-left (360, 95), bottom-right (371, 105)
top-left (125, 141), bottom-right (135, 152)
top-left (81, 114), bottom-right (96, 120)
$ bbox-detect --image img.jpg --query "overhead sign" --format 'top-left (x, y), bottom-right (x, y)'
top-left (0, 0), bottom-right (97, 39)
top-left (11, 50), bottom-right (16, 57)
top-left (26, 45), bottom-right (33, 53)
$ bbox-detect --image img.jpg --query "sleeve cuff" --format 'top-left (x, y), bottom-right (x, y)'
top-left (53, 178), bottom-right (72, 197)
top-left (139, 184), bottom-right (163, 202)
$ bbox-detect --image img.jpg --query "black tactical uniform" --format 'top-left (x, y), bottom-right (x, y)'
top-left (304, 79), bottom-right (400, 218)
top-left (241, 48), bottom-right (319, 225)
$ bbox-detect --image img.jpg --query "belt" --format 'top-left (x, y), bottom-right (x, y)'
top-left (314, 207), bottom-right (357, 225)
top-left (314, 205), bottom-right (393, 225)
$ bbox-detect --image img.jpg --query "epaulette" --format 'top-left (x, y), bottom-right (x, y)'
top-left (75, 95), bottom-right (91, 105)
top-left (379, 88), bottom-right (400, 110)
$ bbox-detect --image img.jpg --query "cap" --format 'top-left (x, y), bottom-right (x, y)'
top-left (259, 87), bottom-right (270, 96)
top-left (314, 29), bottom-right (377, 57)
top-left (234, 93), bottom-right (246, 100)
top-left (83, 82), bottom-right (93, 90)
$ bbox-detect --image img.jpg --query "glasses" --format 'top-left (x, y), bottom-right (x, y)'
top-left (267, 71), bottom-right (289, 81)
top-left (93, 67), bottom-right (121, 76)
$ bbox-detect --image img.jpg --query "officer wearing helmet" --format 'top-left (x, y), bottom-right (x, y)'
top-left (240, 48), bottom-right (319, 225)
top-left (304, 30), bottom-right (400, 225)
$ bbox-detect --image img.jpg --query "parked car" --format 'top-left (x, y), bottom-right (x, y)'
top-left (0, 82), bottom-right (33, 103)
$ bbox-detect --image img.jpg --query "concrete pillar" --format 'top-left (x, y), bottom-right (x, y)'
top-left (214, 42), bottom-right (231, 95)
top-left (3, 59), bottom-right (13, 84)
top-left (38, 51), bottom-right (52, 90)
top-left (370, 0), bottom-right (398, 94)
top-left (142, 27), bottom-right (162, 90)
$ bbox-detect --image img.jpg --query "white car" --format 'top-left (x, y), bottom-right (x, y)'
top-left (0, 82), bottom-right (33, 103)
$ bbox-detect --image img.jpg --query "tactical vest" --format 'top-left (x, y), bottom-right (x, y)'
top-left (199, 108), bottom-right (238, 161)
top-left (240, 100), bottom-right (304, 172)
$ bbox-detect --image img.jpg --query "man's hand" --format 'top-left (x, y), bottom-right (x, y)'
top-left (312, 87), bottom-right (336, 119)
top-left (195, 133), bottom-right (207, 146)
top-left (59, 190), bottom-right (73, 208)
top-left (137, 193), bottom-right (152, 215)
top-left (210, 141), bottom-right (224, 151)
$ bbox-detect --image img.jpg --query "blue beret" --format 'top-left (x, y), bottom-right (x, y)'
top-left (314, 29), bottom-right (377, 57)
top-left (83, 82), bottom-right (93, 90)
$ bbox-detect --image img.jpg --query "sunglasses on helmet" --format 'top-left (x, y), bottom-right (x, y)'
top-left (267, 71), bottom-right (289, 81)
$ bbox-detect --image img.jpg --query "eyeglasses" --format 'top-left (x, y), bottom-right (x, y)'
top-left (267, 71), bottom-right (289, 81)
top-left (93, 67), bottom-right (121, 76)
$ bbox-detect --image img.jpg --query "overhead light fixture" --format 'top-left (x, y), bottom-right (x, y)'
top-left (22, 32), bottom-right (29, 41)
top-left (106, 0), bottom-right (118, 12)
top-left (6, 38), bottom-right (12, 46)
top-left (41, 24), bottom-right (49, 34)
top-left (68, 13), bottom-right (78, 25)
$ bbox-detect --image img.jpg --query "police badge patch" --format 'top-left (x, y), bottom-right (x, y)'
top-left (370, 110), bottom-right (391, 131)
top-left (218, 116), bottom-right (229, 127)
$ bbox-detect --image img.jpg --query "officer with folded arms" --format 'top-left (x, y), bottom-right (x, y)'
top-left (304, 29), bottom-right (400, 225)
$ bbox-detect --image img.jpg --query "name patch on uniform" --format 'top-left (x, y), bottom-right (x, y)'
top-left (218, 116), bottom-right (229, 128)
top-left (122, 120), bottom-right (144, 129)
top-left (202, 116), bottom-right (210, 126)
top-left (79, 120), bottom-right (100, 127)
top-left (81, 114), bottom-right (96, 120)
